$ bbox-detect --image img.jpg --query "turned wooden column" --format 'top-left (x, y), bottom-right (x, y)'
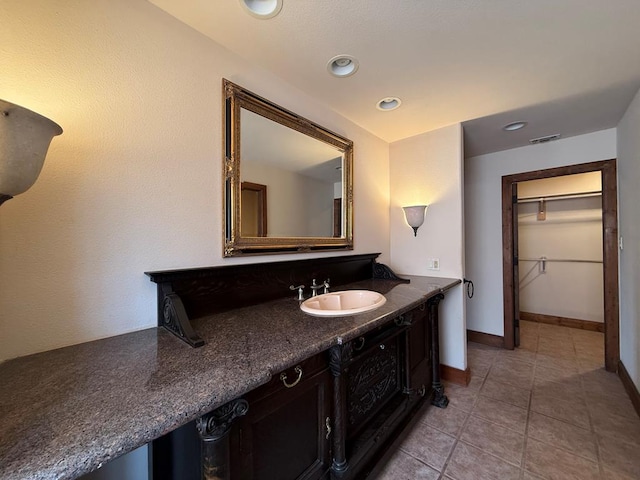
top-left (196, 399), bottom-right (249, 480)
top-left (328, 343), bottom-right (353, 478)
top-left (428, 293), bottom-right (449, 408)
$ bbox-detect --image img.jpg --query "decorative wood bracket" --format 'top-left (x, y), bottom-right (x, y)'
top-left (162, 292), bottom-right (204, 348)
top-left (197, 399), bottom-right (249, 441)
top-left (372, 262), bottom-right (410, 283)
top-left (197, 399), bottom-right (249, 480)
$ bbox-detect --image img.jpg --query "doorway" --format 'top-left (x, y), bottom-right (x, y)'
top-left (501, 159), bottom-right (619, 371)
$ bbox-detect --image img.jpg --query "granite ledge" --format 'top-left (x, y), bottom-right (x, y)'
top-left (0, 275), bottom-right (460, 480)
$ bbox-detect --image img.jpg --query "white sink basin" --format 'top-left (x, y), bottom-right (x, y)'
top-left (300, 290), bottom-right (386, 317)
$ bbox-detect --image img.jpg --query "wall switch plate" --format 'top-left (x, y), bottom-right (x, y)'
top-left (427, 258), bottom-right (440, 270)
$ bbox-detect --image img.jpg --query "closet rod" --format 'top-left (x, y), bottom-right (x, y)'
top-left (519, 258), bottom-right (602, 264)
top-left (517, 190), bottom-right (601, 204)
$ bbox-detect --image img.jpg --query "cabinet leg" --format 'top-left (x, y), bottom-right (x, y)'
top-left (429, 294), bottom-right (449, 408)
top-left (196, 399), bottom-right (249, 480)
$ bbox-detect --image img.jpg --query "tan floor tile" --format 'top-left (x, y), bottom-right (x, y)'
top-left (598, 433), bottom-right (640, 480)
top-left (590, 407), bottom-right (640, 446)
top-left (582, 379), bottom-right (630, 400)
top-left (524, 437), bottom-right (600, 480)
top-left (421, 403), bottom-right (468, 436)
top-left (496, 346), bottom-right (537, 364)
top-left (445, 383), bottom-right (481, 413)
top-left (538, 324), bottom-right (573, 338)
top-left (398, 422), bottom-right (456, 471)
top-left (574, 342), bottom-right (604, 357)
top-left (586, 388), bottom-right (638, 419)
top-left (519, 336), bottom-right (539, 352)
top-left (374, 449), bottom-right (440, 480)
top-left (581, 369), bottom-right (629, 398)
top-left (533, 378), bottom-right (585, 404)
top-left (538, 335), bottom-right (573, 349)
top-left (527, 412), bottom-right (598, 461)
top-left (460, 415), bottom-right (525, 466)
top-left (480, 376), bottom-right (530, 409)
top-left (472, 395), bottom-right (528, 433)
top-left (444, 441), bottom-right (520, 480)
top-left (535, 353), bottom-right (579, 373)
top-left (468, 347), bottom-right (498, 364)
top-left (537, 343), bottom-right (577, 360)
top-left (522, 471), bottom-right (545, 480)
top-left (530, 390), bottom-right (590, 429)
top-left (489, 358), bottom-right (534, 389)
top-left (534, 364), bottom-right (581, 384)
top-left (603, 467), bottom-right (639, 479)
top-left (468, 341), bottom-right (500, 351)
top-left (570, 329), bottom-right (603, 341)
top-left (468, 361), bottom-right (491, 379)
top-left (577, 357), bottom-right (605, 373)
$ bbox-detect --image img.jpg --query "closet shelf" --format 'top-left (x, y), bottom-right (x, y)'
top-left (517, 190), bottom-right (601, 204)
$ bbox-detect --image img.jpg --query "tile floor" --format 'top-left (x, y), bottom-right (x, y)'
top-left (373, 320), bottom-right (640, 480)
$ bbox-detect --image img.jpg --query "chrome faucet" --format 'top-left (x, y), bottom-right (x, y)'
top-left (310, 278), bottom-right (330, 297)
top-left (290, 284), bottom-right (305, 301)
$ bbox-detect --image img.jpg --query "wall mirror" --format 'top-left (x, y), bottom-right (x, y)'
top-left (223, 79), bottom-right (354, 256)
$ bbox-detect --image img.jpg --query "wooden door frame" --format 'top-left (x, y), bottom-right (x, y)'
top-left (501, 159), bottom-right (619, 371)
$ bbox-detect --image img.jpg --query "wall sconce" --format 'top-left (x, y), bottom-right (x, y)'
top-left (0, 99), bottom-right (63, 206)
top-left (402, 205), bottom-right (428, 236)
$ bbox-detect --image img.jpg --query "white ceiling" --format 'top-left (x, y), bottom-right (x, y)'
top-left (149, 0), bottom-right (640, 157)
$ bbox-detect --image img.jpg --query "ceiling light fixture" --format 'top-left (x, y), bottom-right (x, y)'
top-left (240, 0), bottom-right (283, 19)
top-left (376, 97), bottom-right (402, 111)
top-left (503, 121), bottom-right (527, 131)
top-left (327, 55), bottom-right (359, 78)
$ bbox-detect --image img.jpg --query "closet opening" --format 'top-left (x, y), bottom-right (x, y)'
top-left (501, 159), bottom-right (619, 372)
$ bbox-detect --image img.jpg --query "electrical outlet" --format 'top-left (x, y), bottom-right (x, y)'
top-left (427, 258), bottom-right (440, 270)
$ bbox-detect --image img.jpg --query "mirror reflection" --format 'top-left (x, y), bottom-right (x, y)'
top-left (223, 79), bottom-right (354, 256)
top-left (241, 108), bottom-right (343, 238)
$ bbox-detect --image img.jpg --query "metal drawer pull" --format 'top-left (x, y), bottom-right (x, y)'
top-left (325, 417), bottom-right (332, 439)
top-left (418, 385), bottom-right (426, 397)
top-left (280, 365), bottom-right (303, 388)
top-left (354, 337), bottom-right (366, 351)
top-left (379, 344), bottom-right (385, 350)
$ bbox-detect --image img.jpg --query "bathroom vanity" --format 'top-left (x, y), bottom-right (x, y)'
top-left (0, 254), bottom-right (458, 480)
top-left (147, 253), bottom-right (457, 480)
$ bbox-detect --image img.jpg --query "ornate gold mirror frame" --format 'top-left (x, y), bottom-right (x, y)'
top-left (223, 79), bottom-right (354, 256)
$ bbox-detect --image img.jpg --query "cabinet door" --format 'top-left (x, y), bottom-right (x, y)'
top-left (232, 366), bottom-right (332, 480)
top-left (407, 303), bottom-right (432, 395)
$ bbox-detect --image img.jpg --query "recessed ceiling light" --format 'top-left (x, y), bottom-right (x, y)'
top-left (240, 0), bottom-right (283, 19)
top-left (376, 97), bottom-right (402, 111)
top-left (503, 121), bottom-right (527, 131)
top-left (327, 55), bottom-right (359, 78)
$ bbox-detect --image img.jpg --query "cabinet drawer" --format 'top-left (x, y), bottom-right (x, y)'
top-left (348, 315), bottom-right (409, 360)
top-left (247, 351), bottom-right (329, 403)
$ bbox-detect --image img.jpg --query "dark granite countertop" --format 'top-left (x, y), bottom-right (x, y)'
top-left (0, 276), bottom-right (460, 480)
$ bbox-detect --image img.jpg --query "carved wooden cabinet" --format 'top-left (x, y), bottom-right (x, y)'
top-left (329, 317), bottom-right (413, 480)
top-left (405, 302), bottom-right (432, 397)
top-left (229, 354), bottom-right (332, 480)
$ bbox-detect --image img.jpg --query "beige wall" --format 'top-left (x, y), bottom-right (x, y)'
top-left (464, 129), bottom-right (616, 337)
top-left (389, 124), bottom-right (467, 371)
top-left (617, 87), bottom-right (640, 391)
top-left (0, 0), bottom-right (390, 362)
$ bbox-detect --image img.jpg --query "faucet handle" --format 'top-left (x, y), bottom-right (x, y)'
top-left (290, 284), bottom-right (305, 301)
top-left (323, 278), bottom-right (330, 294)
